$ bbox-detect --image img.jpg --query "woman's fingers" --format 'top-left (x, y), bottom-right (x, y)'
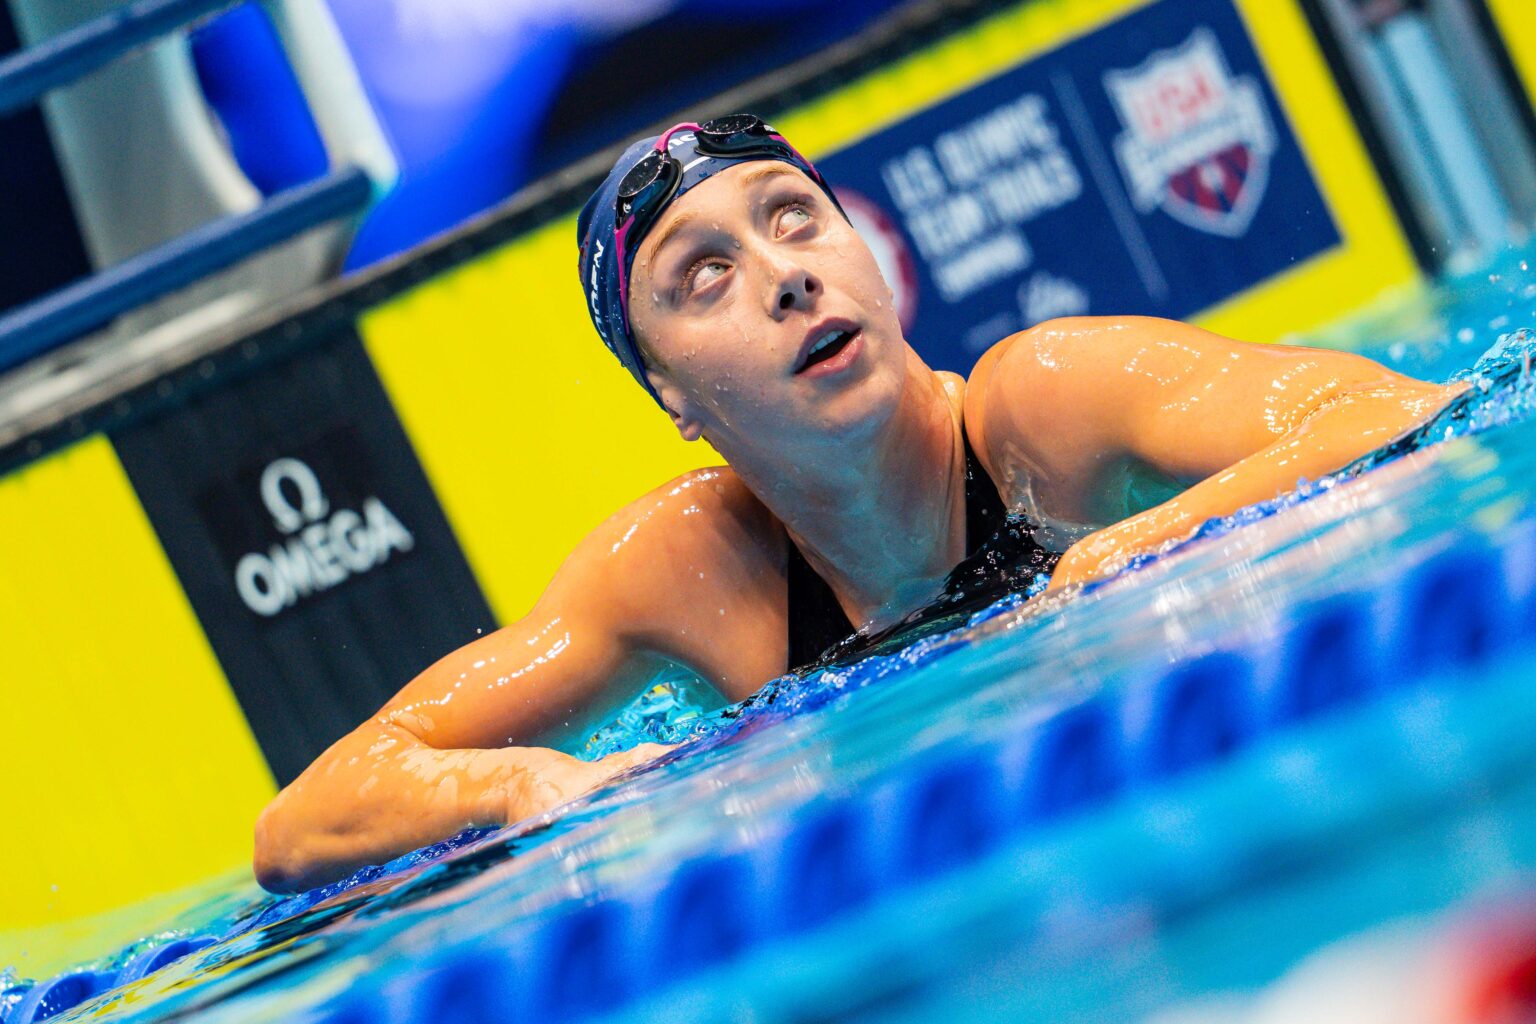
top-left (505, 742), bottom-right (679, 824)
top-left (600, 742), bottom-right (676, 773)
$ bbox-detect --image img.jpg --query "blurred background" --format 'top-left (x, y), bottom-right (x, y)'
top-left (4, 0), bottom-right (1536, 1020)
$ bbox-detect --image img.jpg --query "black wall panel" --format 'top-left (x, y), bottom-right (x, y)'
top-left (115, 327), bottom-right (495, 785)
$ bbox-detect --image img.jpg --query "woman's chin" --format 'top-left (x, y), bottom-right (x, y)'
top-left (808, 370), bottom-right (904, 441)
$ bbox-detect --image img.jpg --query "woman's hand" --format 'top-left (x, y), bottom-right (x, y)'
top-left (503, 743), bottom-right (675, 824)
top-left (257, 739), bottom-right (675, 893)
top-left (1046, 512), bottom-right (1179, 592)
top-left (1048, 529), bottom-right (1118, 592)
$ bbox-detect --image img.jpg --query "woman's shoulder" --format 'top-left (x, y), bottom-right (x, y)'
top-left (642, 464), bottom-right (775, 527)
top-left (592, 465), bottom-right (791, 694)
top-left (960, 317), bottom-right (1135, 505)
top-left (961, 317), bottom-right (1119, 456)
top-left (585, 465), bottom-right (785, 577)
top-left (964, 316), bottom-right (1104, 392)
top-left (959, 324), bottom-right (1041, 470)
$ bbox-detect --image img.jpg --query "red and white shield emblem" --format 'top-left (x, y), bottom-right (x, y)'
top-left (1106, 28), bottom-right (1276, 238)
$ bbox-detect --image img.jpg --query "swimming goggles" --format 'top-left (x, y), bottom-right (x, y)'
top-left (612, 114), bottom-right (841, 320)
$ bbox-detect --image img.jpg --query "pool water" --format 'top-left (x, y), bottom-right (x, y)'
top-left (9, 248), bottom-right (1536, 1023)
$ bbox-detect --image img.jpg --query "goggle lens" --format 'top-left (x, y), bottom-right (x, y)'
top-left (698, 115), bottom-right (779, 154)
top-left (617, 151), bottom-right (674, 222)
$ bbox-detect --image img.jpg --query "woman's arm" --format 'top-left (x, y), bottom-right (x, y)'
top-left (254, 468), bottom-right (787, 892)
top-left (251, 610), bottom-right (671, 893)
top-left (1044, 379), bottom-right (1457, 588)
top-left (253, 742), bottom-right (664, 894)
top-left (971, 316), bottom-right (1464, 590)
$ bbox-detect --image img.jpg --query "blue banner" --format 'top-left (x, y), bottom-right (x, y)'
top-left (818, 0), bottom-right (1340, 372)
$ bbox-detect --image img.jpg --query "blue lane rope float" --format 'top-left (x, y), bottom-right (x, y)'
top-left (0, 936), bottom-right (221, 1024)
top-left (1120, 647), bottom-right (1264, 782)
top-left (114, 936), bottom-right (215, 986)
top-left (8, 513), bottom-right (1536, 1024)
top-left (1265, 594), bottom-right (1381, 723)
top-left (1015, 694), bottom-right (1126, 820)
top-left (305, 520), bottom-right (1536, 1024)
top-left (4, 971), bottom-right (115, 1024)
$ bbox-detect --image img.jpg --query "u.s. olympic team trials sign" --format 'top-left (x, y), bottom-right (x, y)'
top-left (818, 0), bottom-right (1340, 372)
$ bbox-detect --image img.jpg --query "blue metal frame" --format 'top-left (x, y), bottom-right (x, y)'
top-left (0, 0), bottom-right (377, 374)
top-left (0, 168), bottom-right (372, 373)
top-left (0, 0), bottom-right (235, 117)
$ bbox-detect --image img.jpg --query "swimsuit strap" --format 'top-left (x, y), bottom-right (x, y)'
top-left (784, 528), bottom-right (852, 670)
top-left (961, 424), bottom-right (1006, 549)
top-left (785, 424), bottom-right (1001, 668)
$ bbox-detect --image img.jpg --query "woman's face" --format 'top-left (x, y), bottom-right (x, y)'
top-left (627, 161), bottom-right (910, 457)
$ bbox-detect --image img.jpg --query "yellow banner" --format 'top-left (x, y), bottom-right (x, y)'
top-left (1487, 0), bottom-right (1536, 110)
top-left (0, 438), bottom-right (273, 934)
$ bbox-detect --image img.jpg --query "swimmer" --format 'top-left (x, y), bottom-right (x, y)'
top-left (254, 115), bottom-right (1462, 892)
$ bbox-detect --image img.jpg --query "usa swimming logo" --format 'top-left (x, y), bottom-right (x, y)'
top-left (1106, 28), bottom-right (1276, 238)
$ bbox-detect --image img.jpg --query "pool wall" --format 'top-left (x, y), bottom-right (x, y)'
top-left (0, 0), bottom-right (1520, 934)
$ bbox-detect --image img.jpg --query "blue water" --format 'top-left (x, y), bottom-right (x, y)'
top-left (10, 248), bottom-right (1536, 1023)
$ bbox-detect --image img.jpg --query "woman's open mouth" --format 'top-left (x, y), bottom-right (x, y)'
top-left (795, 327), bottom-right (862, 377)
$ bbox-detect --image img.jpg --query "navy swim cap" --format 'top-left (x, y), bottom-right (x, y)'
top-left (576, 123), bottom-right (845, 407)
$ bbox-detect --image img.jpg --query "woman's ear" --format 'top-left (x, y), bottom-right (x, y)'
top-left (650, 372), bottom-right (706, 442)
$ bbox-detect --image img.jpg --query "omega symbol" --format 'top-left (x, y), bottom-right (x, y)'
top-left (259, 458), bottom-right (330, 534)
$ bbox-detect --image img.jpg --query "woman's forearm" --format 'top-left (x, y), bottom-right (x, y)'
top-left (254, 719), bottom-right (670, 893)
top-left (254, 723), bottom-right (580, 893)
top-left (1049, 380), bottom-right (1464, 589)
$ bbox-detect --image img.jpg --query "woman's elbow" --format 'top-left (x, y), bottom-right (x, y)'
top-left (253, 794), bottom-right (319, 894)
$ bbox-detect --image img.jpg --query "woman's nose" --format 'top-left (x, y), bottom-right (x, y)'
top-left (770, 259), bottom-right (821, 318)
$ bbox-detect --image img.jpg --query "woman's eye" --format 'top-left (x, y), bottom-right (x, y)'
top-left (779, 205), bottom-right (812, 233)
top-left (685, 259), bottom-right (729, 292)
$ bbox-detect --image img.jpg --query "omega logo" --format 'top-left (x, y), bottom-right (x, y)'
top-left (233, 458), bottom-right (415, 617)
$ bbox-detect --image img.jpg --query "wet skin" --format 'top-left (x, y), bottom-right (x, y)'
top-left (254, 161), bottom-right (1463, 892)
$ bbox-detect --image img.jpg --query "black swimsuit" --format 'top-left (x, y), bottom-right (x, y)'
top-left (784, 426), bottom-right (1010, 667)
